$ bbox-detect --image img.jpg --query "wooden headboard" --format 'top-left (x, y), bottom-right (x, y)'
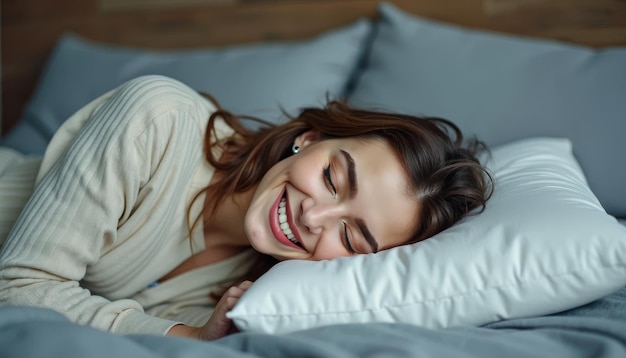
top-left (2, 0), bottom-right (626, 135)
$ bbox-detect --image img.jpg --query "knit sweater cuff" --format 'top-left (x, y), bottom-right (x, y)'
top-left (112, 309), bottom-right (181, 336)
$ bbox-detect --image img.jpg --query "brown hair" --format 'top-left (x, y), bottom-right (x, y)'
top-left (191, 98), bottom-right (493, 296)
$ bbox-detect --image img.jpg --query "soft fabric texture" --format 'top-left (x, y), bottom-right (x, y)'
top-left (2, 286), bottom-right (626, 358)
top-left (348, 2), bottom-right (626, 218)
top-left (0, 76), bottom-right (257, 335)
top-left (0, 19), bottom-right (372, 155)
top-left (229, 137), bottom-right (626, 334)
top-left (0, 149), bottom-right (41, 244)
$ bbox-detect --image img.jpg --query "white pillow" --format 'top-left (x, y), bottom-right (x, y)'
top-left (229, 138), bottom-right (626, 334)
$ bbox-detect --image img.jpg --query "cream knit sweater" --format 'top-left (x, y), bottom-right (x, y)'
top-left (0, 75), bottom-right (257, 335)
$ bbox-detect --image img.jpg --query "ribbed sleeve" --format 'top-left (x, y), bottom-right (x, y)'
top-left (0, 75), bottom-right (222, 335)
top-left (0, 149), bottom-right (41, 245)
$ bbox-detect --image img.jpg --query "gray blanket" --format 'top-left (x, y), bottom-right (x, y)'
top-left (1, 287), bottom-right (626, 358)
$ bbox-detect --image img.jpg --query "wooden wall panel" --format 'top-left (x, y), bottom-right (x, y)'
top-left (2, 0), bottom-right (626, 134)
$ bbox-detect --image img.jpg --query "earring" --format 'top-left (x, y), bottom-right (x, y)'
top-left (292, 144), bottom-right (300, 154)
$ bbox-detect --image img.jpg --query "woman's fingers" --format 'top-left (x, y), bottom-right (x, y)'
top-left (221, 281), bottom-right (252, 309)
top-left (212, 280), bottom-right (253, 301)
top-left (200, 281), bottom-right (254, 340)
top-left (239, 280), bottom-right (253, 290)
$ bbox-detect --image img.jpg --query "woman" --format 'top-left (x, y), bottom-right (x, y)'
top-left (0, 75), bottom-right (492, 340)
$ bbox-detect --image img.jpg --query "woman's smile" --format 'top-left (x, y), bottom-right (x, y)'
top-left (269, 188), bottom-right (305, 251)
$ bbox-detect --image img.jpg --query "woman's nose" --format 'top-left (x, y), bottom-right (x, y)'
top-left (300, 198), bottom-right (342, 235)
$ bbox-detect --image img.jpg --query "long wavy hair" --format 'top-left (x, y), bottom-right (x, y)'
top-left (191, 96), bottom-right (493, 298)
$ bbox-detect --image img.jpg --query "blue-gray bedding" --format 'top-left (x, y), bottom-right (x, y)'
top-left (1, 286), bottom-right (625, 358)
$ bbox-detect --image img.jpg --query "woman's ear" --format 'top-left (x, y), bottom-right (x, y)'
top-left (294, 130), bottom-right (321, 150)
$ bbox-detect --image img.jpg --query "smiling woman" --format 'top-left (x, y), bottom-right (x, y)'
top-left (0, 75), bottom-right (492, 341)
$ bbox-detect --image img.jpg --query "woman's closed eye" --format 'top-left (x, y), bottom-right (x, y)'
top-left (323, 165), bottom-right (337, 195)
top-left (323, 164), bottom-right (356, 254)
top-left (342, 223), bottom-right (356, 255)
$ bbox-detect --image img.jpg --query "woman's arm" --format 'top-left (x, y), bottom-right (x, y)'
top-left (0, 75), bottom-right (213, 335)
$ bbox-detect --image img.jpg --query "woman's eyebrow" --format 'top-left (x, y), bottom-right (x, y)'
top-left (340, 150), bottom-right (357, 198)
top-left (356, 218), bottom-right (379, 253)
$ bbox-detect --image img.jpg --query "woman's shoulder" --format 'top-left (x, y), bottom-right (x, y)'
top-left (47, 75), bottom-right (216, 146)
top-left (65, 75), bottom-right (221, 142)
top-left (122, 76), bottom-right (236, 143)
top-left (37, 76), bottom-right (224, 181)
top-left (110, 75), bottom-right (217, 120)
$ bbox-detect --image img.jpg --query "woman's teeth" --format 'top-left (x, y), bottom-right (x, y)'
top-left (278, 195), bottom-right (301, 247)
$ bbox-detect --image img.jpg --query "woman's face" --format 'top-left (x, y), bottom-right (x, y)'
top-left (244, 132), bottom-right (420, 261)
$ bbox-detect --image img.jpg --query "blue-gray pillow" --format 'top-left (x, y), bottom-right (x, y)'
top-left (348, 2), bottom-right (626, 218)
top-left (1, 19), bottom-right (372, 155)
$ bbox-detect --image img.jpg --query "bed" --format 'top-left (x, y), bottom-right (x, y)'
top-left (1, 0), bottom-right (626, 357)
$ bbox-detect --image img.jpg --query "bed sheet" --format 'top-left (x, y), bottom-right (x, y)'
top-left (1, 286), bottom-right (625, 358)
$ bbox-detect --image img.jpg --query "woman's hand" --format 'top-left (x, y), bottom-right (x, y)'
top-left (198, 280), bottom-right (253, 340)
top-left (167, 280), bottom-right (253, 340)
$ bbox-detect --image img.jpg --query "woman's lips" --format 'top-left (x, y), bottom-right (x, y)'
top-left (269, 188), bottom-right (305, 251)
